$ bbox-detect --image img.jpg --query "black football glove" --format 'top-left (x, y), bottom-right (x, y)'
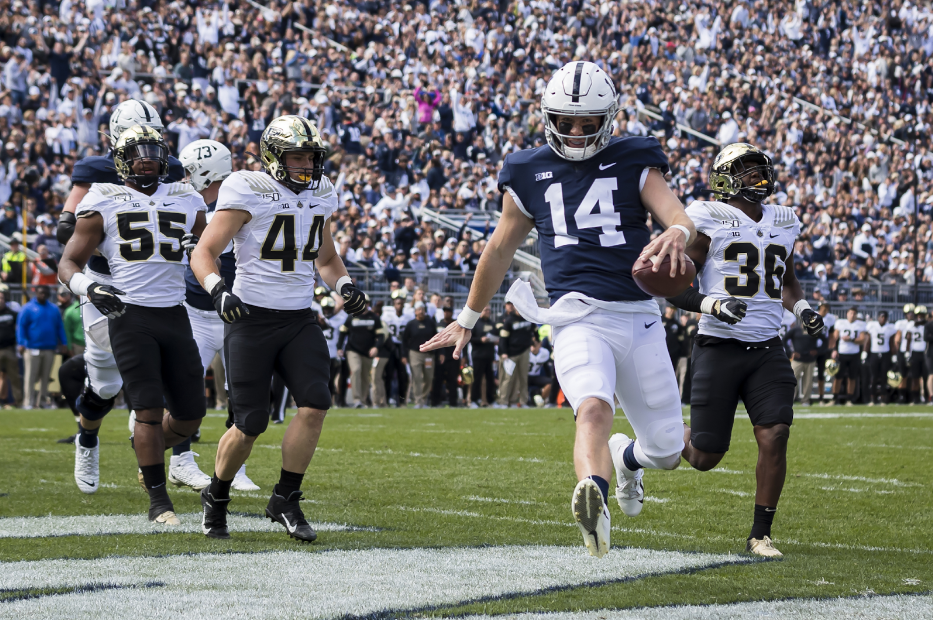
top-left (800, 309), bottom-right (825, 337)
top-left (210, 281), bottom-right (249, 324)
top-left (87, 283), bottom-right (126, 319)
top-left (340, 280), bottom-right (367, 315)
top-left (710, 297), bottom-right (747, 325)
top-left (181, 233), bottom-right (199, 260)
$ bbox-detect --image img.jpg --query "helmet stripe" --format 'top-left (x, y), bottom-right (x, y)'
top-left (571, 62), bottom-right (584, 103)
top-left (142, 103), bottom-right (151, 123)
top-left (298, 116), bottom-right (316, 144)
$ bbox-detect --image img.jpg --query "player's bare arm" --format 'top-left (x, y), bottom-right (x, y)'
top-left (639, 168), bottom-right (696, 277)
top-left (59, 213), bottom-right (127, 320)
top-left (420, 191), bottom-right (534, 359)
top-left (781, 252), bottom-right (824, 336)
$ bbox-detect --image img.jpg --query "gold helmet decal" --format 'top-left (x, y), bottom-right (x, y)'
top-left (708, 142), bottom-right (775, 203)
top-left (824, 359), bottom-right (840, 378)
top-left (260, 115), bottom-right (327, 192)
top-left (113, 125), bottom-right (170, 186)
top-left (887, 370), bottom-right (903, 389)
top-left (460, 366), bottom-right (475, 386)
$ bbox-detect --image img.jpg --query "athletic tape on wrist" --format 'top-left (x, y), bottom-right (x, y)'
top-left (457, 306), bottom-right (482, 329)
top-left (335, 275), bottom-right (353, 293)
top-left (793, 299), bottom-right (812, 321)
top-left (68, 272), bottom-right (93, 297)
top-left (203, 273), bottom-right (223, 294)
top-left (670, 224), bottom-right (692, 244)
top-left (699, 296), bottom-right (717, 315)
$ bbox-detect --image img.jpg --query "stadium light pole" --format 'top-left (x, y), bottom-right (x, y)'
top-left (913, 168), bottom-right (920, 306)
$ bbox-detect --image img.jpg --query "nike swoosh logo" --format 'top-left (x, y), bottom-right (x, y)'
top-left (163, 203), bottom-right (175, 207)
top-left (282, 515), bottom-right (297, 533)
top-left (598, 163), bottom-right (616, 170)
top-left (645, 321), bottom-right (656, 329)
top-left (764, 507), bottom-right (777, 512)
top-left (78, 478), bottom-right (97, 487)
top-left (769, 233), bottom-right (779, 238)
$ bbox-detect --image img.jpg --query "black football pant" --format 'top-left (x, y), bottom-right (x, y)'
top-left (471, 354), bottom-right (496, 405)
top-left (270, 371), bottom-right (288, 423)
top-left (329, 358), bottom-right (341, 402)
top-left (384, 350), bottom-right (408, 405)
top-left (432, 353), bottom-right (459, 406)
top-left (868, 353), bottom-right (891, 403)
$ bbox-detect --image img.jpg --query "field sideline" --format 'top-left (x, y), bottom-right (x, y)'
top-left (0, 404), bottom-right (931, 618)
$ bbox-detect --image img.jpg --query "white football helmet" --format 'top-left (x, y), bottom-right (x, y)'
top-left (178, 140), bottom-right (233, 191)
top-left (109, 99), bottom-right (163, 143)
top-left (541, 61), bottom-right (618, 161)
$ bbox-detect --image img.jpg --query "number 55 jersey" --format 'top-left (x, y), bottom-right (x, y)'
top-left (216, 170), bottom-right (338, 311)
top-left (687, 201), bottom-right (800, 342)
top-left (75, 182), bottom-right (207, 306)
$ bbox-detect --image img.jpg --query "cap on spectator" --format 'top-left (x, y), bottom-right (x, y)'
top-left (414, 301), bottom-right (425, 309)
top-left (861, 223), bottom-right (872, 231)
top-left (105, 93), bottom-right (116, 102)
top-left (433, 230), bottom-right (445, 239)
top-left (814, 264), bottom-right (826, 273)
top-left (722, 111), bottom-right (732, 119)
top-left (175, 82), bottom-right (188, 91)
top-left (142, 84), bottom-right (152, 92)
top-left (28, 86), bottom-right (39, 96)
top-left (411, 247), bottom-right (421, 254)
top-left (4, 142), bottom-right (15, 150)
top-left (206, 86), bottom-right (216, 94)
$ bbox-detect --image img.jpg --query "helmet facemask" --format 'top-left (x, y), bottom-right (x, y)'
top-left (729, 154), bottom-right (774, 203)
top-left (121, 142), bottom-right (169, 188)
top-left (543, 107), bottom-right (616, 161)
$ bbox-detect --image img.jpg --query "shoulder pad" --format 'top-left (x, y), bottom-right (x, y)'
top-left (165, 182), bottom-right (198, 197)
top-left (770, 205), bottom-right (798, 229)
top-left (236, 170), bottom-right (280, 194)
top-left (689, 200), bottom-right (736, 222)
top-left (72, 156), bottom-right (119, 184)
top-left (92, 183), bottom-right (133, 200)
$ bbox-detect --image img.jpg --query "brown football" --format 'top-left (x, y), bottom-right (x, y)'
top-left (632, 254), bottom-right (696, 298)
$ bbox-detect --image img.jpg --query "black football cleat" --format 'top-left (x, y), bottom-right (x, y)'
top-left (200, 487), bottom-right (231, 539)
top-left (265, 490), bottom-right (317, 542)
top-left (57, 434), bottom-right (76, 444)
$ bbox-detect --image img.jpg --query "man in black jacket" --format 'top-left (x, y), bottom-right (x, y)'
top-left (469, 305), bottom-right (498, 407)
top-left (497, 302), bottom-right (535, 408)
top-left (0, 292), bottom-right (20, 407)
top-left (337, 297), bottom-right (384, 408)
top-left (402, 302), bottom-right (438, 408)
top-left (432, 305), bottom-right (460, 407)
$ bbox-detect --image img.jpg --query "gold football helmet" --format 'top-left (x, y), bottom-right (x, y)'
top-left (113, 125), bottom-right (169, 187)
top-left (460, 366), bottom-right (475, 386)
top-left (887, 370), bottom-right (903, 389)
top-left (709, 143), bottom-right (774, 203)
top-left (904, 303), bottom-right (916, 314)
top-left (824, 359), bottom-right (840, 377)
top-left (260, 115), bottom-right (327, 192)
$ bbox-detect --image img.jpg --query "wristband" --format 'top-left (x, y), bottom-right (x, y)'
top-left (669, 224), bottom-right (692, 244)
top-left (335, 275), bottom-right (353, 293)
top-left (699, 296), bottom-right (717, 315)
top-left (793, 299), bottom-right (812, 321)
top-left (203, 272), bottom-right (223, 295)
top-left (457, 306), bottom-right (482, 329)
top-left (68, 272), bottom-right (94, 296)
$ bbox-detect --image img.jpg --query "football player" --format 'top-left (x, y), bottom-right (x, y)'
top-left (177, 139), bottom-right (258, 491)
top-left (381, 290), bottom-right (413, 406)
top-left (906, 306), bottom-right (929, 404)
top-left (665, 143), bottom-right (824, 557)
top-left (894, 304), bottom-right (915, 403)
top-left (57, 100), bottom-right (187, 494)
top-left (864, 311), bottom-right (898, 404)
top-left (60, 126), bottom-right (208, 525)
top-left (421, 61), bottom-right (695, 557)
top-left (191, 116), bottom-right (367, 540)
top-left (832, 308), bottom-right (868, 405)
top-left (319, 295), bottom-right (348, 401)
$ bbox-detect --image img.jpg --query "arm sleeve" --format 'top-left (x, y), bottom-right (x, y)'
top-left (666, 286), bottom-right (707, 312)
top-left (57, 211), bottom-right (77, 245)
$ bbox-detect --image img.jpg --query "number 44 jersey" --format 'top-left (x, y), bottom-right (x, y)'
top-left (687, 200), bottom-right (800, 342)
top-left (216, 170), bottom-right (337, 310)
top-left (75, 182), bottom-right (207, 306)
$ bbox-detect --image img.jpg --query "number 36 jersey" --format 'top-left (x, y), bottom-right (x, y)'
top-left (75, 182), bottom-right (207, 307)
top-left (216, 171), bottom-right (337, 311)
top-left (686, 201), bottom-right (800, 343)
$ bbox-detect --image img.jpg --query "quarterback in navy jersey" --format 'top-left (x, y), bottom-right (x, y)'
top-left (423, 61), bottom-right (697, 558)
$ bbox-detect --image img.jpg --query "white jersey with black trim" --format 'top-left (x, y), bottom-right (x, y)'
top-left (865, 321), bottom-right (898, 354)
top-left (216, 170), bottom-right (338, 310)
top-left (75, 182), bottom-right (207, 307)
top-left (382, 308), bottom-right (414, 344)
top-left (322, 310), bottom-right (347, 359)
top-left (686, 201), bottom-right (800, 342)
top-left (908, 321), bottom-right (928, 353)
top-left (895, 318), bottom-right (912, 353)
top-left (835, 318), bottom-right (866, 355)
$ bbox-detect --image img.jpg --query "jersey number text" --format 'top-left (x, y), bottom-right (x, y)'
top-left (260, 213), bottom-right (326, 272)
top-left (543, 179), bottom-right (626, 248)
top-left (117, 211), bottom-right (186, 262)
top-left (723, 242), bottom-right (787, 299)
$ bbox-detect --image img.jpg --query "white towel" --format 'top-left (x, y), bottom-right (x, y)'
top-left (504, 280), bottom-right (662, 326)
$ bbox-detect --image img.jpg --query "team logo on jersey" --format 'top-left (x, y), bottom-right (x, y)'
top-left (721, 220), bottom-right (740, 228)
top-left (756, 229), bottom-right (764, 237)
top-left (296, 201), bottom-right (303, 209)
top-left (261, 192), bottom-right (281, 202)
top-left (535, 171), bottom-right (553, 181)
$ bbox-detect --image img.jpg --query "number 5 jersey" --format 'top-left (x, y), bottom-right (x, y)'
top-left (686, 201), bottom-right (800, 342)
top-left (75, 182), bottom-right (207, 306)
top-left (216, 170), bottom-right (338, 310)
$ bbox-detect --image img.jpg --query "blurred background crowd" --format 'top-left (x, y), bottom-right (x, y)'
top-left (0, 0), bottom-right (931, 301)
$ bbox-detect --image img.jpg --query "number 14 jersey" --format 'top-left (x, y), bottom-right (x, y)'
top-left (216, 170), bottom-right (337, 311)
top-left (687, 200), bottom-right (800, 343)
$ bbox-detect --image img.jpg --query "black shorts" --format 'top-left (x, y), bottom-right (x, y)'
top-left (108, 304), bottom-right (205, 421)
top-left (909, 351), bottom-right (929, 380)
top-left (224, 305), bottom-right (331, 437)
top-left (689, 336), bottom-right (796, 454)
top-left (815, 354), bottom-right (829, 381)
top-left (837, 353), bottom-right (861, 380)
top-left (898, 352), bottom-right (911, 375)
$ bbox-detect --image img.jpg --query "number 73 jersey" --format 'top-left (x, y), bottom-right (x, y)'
top-left (216, 171), bottom-right (337, 310)
top-left (687, 200), bottom-right (800, 342)
top-left (75, 182), bottom-right (207, 306)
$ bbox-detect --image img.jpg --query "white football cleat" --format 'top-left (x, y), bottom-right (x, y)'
top-left (609, 433), bottom-right (644, 517)
top-left (74, 440), bottom-right (100, 494)
top-left (168, 451), bottom-right (211, 490)
top-left (232, 464), bottom-right (260, 491)
top-left (747, 536), bottom-right (783, 557)
top-left (571, 478), bottom-right (610, 558)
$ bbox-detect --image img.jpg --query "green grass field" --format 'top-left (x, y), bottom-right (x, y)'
top-left (1, 405), bottom-right (931, 618)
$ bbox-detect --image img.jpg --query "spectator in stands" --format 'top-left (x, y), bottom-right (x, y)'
top-left (468, 305), bottom-right (498, 408)
top-left (60, 288), bottom-right (84, 356)
top-left (0, 291), bottom-right (20, 408)
top-left (16, 285), bottom-right (67, 409)
top-left (2, 238), bottom-right (26, 284)
top-left (432, 304), bottom-right (460, 407)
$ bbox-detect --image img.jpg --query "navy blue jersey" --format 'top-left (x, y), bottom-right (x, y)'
top-left (72, 152), bottom-right (186, 275)
top-left (184, 202), bottom-right (236, 311)
top-left (498, 136), bottom-right (669, 304)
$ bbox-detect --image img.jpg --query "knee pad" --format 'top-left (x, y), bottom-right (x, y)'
top-left (634, 439), bottom-right (682, 471)
top-left (167, 416), bottom-right (201, 437)
top-left (75, 387), bottom-right (116, 421)
top-left (633, 342), bottom-right (680, 411)
top-left (235, 409), bottom-right (270, 437)
top-left (293, 380), bottom-right (333, 411)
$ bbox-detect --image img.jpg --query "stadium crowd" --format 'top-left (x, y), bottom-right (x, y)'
top-left (0, 0), bottom-right (931, 294)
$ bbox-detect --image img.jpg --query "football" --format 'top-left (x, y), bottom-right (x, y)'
top-left (632, 253), bottom-right (696, 298)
